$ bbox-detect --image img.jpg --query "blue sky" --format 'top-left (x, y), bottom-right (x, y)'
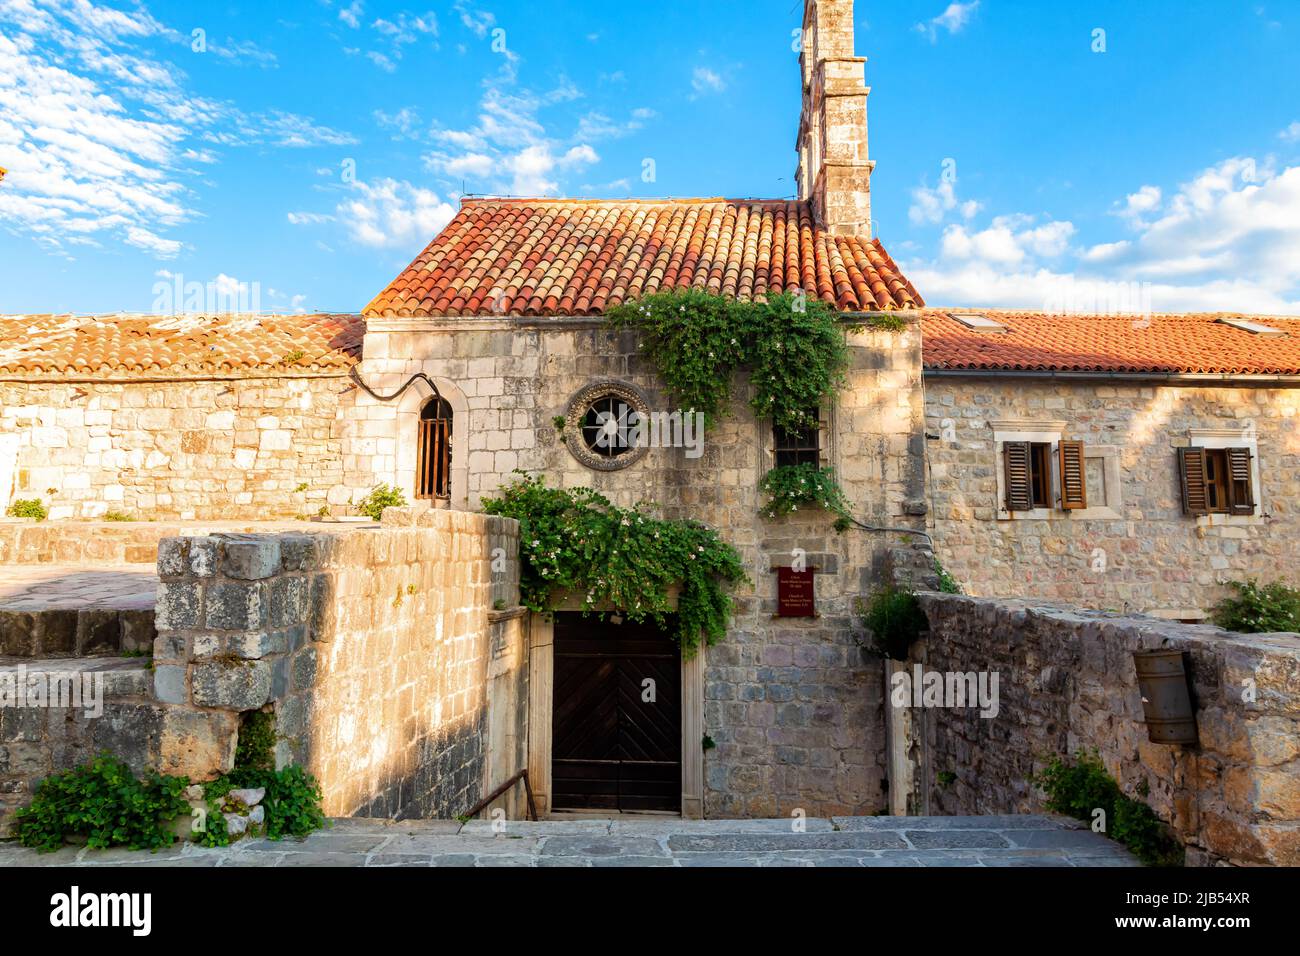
top-left (1, 0), bottom-right (1298, 316)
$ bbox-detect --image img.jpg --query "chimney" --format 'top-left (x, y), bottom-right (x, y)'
top-left (796, 0), bottom-right (874, 236)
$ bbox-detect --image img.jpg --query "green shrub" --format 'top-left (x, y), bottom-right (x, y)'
top-left (6, 498), bottom-right (48, 521)
top-left (199, 766), bottom-right (326, 846)
top-left (234, 710), bottom-right (276, 771)
top-left (15, 754), bottom-right (189, 853)
top-left (102, 510), bottom-right (133, 522)
top-left (934, 558), bottom-right (962, 594)
top-left (1212, 579), bottom-right (1300, 634)
top-left (357, 483), bottom-right (407, 520)
top-left (1032, 751), bottom-right (1183, 867)
top-left (858, 586), bottom-right (928, 660)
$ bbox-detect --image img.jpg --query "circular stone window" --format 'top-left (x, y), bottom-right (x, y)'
top-left (563, 380), bottom-right (652, 471)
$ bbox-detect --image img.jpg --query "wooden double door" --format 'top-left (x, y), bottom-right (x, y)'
top-left (551, 613), bottom-right (682, 813)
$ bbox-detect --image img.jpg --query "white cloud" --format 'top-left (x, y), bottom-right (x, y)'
top-left (338, 1), bottom-right (364, 29)
top-left (1281, 121), bottom-right (1300, 143)
top-left (903, 156), bottom-right (1300, 315)
top-left (915, 2), bottom-right (980, 43)
top-left (452, 0), bottom-right (495, 39)
top-left (287, 212), bottom-right (335, 225)
top-left (335, 178), bottom-right (455, 248)
top-left (909, 180), bottom-right (981, 225)
top-left (690, 66), bottom-right (726, 98)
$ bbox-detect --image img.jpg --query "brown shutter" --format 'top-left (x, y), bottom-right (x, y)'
top-left (1226, 447), bottom-right (1255, 515)
top-left (1058, 440), bottom-right (1088, 510)
top-left (1178, 447), bottom-right (1209, 516)
top-left (1004, 441), bottom-right (1034, 511)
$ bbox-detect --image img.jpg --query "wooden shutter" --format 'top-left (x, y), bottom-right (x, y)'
top-left (1003, 441), bottom-right (1034, 511)
top-left (1226, 447), bottom-right (1255, 515)
top-left (1178, 447), bottom-right (1209, 516)
top-left (1058, 440), bottom-right (1088, 510)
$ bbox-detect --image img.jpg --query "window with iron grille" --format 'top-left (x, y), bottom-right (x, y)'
top-left (416, 397), bottom-right (452, 499)
top-left (773, 410), bottom-right (821, 468)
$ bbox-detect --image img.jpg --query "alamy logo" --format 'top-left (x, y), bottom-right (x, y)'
top-left (890, 665), bottom-right (1000, 718)
top-left (50, 887), bottom-right (151, 936)
top-left (0, 665), bottom-right (103, 718)
top-left (592, 404), bottom-right (705, 459)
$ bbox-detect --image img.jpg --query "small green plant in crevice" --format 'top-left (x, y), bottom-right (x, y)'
top-left (14, 754), bottom-right (189, 853)
top-left (356, 483), bottom-right (407, 521)
top-left (120, 648), bottom-right (152, 659)
top-left (759, 463), bottom-right (852, 532)
top-left (1212, 579), bottom-right (1300, 634)
top-left (934, 558), bottom-right (962, 594)
top-left (702, 734), bottom-right (717, 752)
top-left (1032, 751), bottom-right (1183, 867)
top-left (857, 586), bottom-right (928, 661)
top-left (6, 498), bottom-right (48, 521)
top-left (851, 313), bottom-right (910, 333)
top-left (493, 598), bottom-right (508, 611)
top-left (234, 710), bottom-right (276, 772)
top-left (293, 482), bottom-right (310, 493)
top-left (936, 770), bottom-right (956, 787)
top-left (552, 415), bottom-right (567, 432)
top-left (281, 349), bottom-right (306, 365)
top-left (102, 509), bottom-right (133, 522)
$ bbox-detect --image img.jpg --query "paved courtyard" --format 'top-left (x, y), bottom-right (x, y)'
top-left (0, 814), bottom-right (1139, 867)
top-left (0, 566), bottom-right (157, 612)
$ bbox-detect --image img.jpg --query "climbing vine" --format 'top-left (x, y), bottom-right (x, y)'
top-left (481, 473), bottom-right (748, 655)
top-left (608, 290), bottom-right (860, 526)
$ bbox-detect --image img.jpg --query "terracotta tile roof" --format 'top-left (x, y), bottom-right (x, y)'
top-left (0, 313), bottom-right (363, 379)
top-left (921, 310), bottom-right (1300, 375)
top-left (364, 198), bottom-right (923, 317)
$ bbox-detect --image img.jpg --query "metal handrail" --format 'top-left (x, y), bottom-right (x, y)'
top-left (460, 769), bottom-right (538, 822)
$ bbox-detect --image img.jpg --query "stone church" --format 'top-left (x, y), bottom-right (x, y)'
top-left (2, 0), bottom-right (1298, 819)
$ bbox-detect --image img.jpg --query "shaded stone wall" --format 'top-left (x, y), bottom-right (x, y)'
top-left (0, 376), bottom-right (377, 521)
top-left (357, 317), bottom-right (928, 817)
top-left (915, 593), bottom-right (1300, 866)
top-left (924, 378), bottom-right (1300, 616)
top-left (151, 510), bottom-right (521, 819)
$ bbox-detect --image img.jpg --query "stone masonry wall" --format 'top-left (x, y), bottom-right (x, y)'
top-left (0, 375), bottom-right (377, 521)
top-left (151, 509), bottom-right (521, 819)
top-left (915, 593), bottom-right (1300, 866)
top-left (357, 318), bottom-right (929, 817)
top-left (0, 519), bottom-right (325, 565)
top-left (925, 378), bottom-right (1300, 616)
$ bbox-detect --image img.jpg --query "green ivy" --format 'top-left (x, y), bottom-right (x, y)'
top-left (606, 289), bottom-right (849, 433)
top-left (1032, 751), bottom-right (1183, 867)
top-left (759, 463), bottom-right (852, 531)
top-left (1212, 579), bottom-right (1300, 633)
top-left (14, 754), bottom-right (189, 853)
top-left (481, 473), bottom-right (747, 654)
top-left (356, 483), bottom-right (407, 521)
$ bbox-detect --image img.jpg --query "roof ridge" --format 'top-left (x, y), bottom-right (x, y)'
top-left (458, 196), bottom-right (799, 207)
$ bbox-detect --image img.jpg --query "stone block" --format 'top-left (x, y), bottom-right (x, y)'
top-left (153, 665), bottom-right (188, 705)
top-left (159, 708), bottom-right (239, 779)
top-left (205, 582), bottom-right (268, 631)
top-left (279, 534), bottom-right (320, 571)
top-left (76, 609), bottom-right (121, 655)
top-left (219, 537), bottom-right (282, 580)
top-left (191, 660), bottom-right (272, 710)
top-left (39, 610), bottom-right (79, 655)
top-left (270, 575), bottom-right (308, 628)
top-left (156, 581), bottom-right (202, 630)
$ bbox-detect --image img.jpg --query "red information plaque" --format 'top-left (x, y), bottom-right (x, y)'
top-left (776, 567), bottom-right (817, 618)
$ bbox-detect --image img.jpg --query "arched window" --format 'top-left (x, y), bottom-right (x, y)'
top-left (416, 397), bottom-right (453, 500)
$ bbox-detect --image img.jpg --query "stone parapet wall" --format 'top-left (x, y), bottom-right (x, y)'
top-left (152, 509), bottom-right (521, 819)
top-left (0, 519), bottom-right (327, 565)
top-left (915, 593), bottom-right (1300, 866)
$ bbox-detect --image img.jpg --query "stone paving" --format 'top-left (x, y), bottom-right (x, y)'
top-left (0, 566), bottom-right (157, 611)
top-left (0, 814), bottom-right (1140, 867)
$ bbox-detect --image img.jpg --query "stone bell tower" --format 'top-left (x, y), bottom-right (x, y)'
top-left (796, 0), bottom-right (874, 236)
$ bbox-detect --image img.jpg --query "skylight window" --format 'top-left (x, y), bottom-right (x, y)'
top-left (949, 312), bottom-right (1006, 332)
top-left (1217, 318), bottom-right (1286, 337)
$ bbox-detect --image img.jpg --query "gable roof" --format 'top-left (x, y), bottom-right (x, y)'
top-left (920, 310), bottom-right (1300, 376)
top-left (0, 313), bottom-right (363, 379)
top-left (365, 197), bottom-right (923, 318)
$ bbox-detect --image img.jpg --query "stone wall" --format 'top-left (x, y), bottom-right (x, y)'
top-left (914, 593), bottom-right (1300, 866)
top-left (358, 317), bottom-right (929, 817)
top-left (924, 378), bottom-right (1300, 616)
top-left (151, 509), bottom-right (521, 819)
top-left (0, 519), bottom-right (323, 565)
top-left (0, 375), bottom-right (377, 521)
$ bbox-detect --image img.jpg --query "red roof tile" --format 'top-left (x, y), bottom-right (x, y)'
top-left (921, 310), bottom-right (1300, 375)
top-left (0, 313), bottom-right (363, 379)
top-left (364, 198), bottom-right (923, 317)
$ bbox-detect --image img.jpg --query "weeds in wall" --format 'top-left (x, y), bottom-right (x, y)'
top-left (356, 483), bottom-right (407, 521)
top-left (6, 498), bottom-right (47, 521)
top-left (857, 586), bottom-right (928, 660)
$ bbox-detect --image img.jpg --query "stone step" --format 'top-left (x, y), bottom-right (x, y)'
top-left (0, 607), bottom-right (155, 657)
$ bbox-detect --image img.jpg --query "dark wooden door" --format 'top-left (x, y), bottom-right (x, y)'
top-left (552, 614), bottom-right (681, 813)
